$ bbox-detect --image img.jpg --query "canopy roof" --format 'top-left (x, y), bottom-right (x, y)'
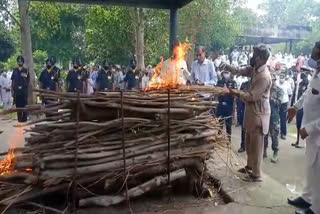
top-left (31, 0), bottom-right (193, 9)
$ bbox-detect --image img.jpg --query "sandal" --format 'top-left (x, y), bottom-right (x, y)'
top-left (242, 174), bottom-right (262, 182)
top-left (238, 166), bottom-right (252, 174)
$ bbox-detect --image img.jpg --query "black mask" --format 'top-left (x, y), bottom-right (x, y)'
top-left (73, 66), bottom-right (78, 69)
top-left (18, 63), bottom-right (23, 67)
top-left (46, 65), bottom-right (52, 69)
top-left (250, 57), bottom-right (255, 67)
top-left (104, 66), bottom-right (109, 70)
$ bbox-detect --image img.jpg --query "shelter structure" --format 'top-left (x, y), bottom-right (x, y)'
top-left (32, 0), bottom-right (194, 53)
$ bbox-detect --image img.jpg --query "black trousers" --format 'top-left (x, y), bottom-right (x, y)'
top-left (241, 126), bottom-right (246, 149)
top-left (15, 94), bottom-right (28, 122)
top-left (219, 117), bottom-right (233, 140)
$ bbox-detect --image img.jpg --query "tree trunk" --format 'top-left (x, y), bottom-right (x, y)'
top-left (134, 8), bottom-right (145, 72)
top-left (18, 0), bottom-right (35, 104)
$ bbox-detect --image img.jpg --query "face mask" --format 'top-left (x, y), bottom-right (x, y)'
top-left (308, 58), bottom-right (319, 69)
top-left (18, 63), bottom-right (23, 68)
top-left (280, 79), bottom-right (285, 83)
top-left (46, 65), bottom-right (52, 69)
top-left (104, 66), bottom-right (109, 70)
top-left (217, 71), bottom-right (221, 76)
top-left (73, 66), bottom-right (78, 69)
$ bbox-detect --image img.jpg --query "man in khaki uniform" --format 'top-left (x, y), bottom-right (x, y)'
top-left (220, 44), bottom-right (272, 182)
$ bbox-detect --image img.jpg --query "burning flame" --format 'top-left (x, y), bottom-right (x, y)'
top-left (0, 127), bottom-right (29, 175)
top-left (147, 42), bottom-right (191, 90)
top-left (0, 149), bottom-right (15, 175)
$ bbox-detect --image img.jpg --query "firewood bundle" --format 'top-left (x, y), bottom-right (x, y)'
top-left (0, 86), bottom-right (229, 210)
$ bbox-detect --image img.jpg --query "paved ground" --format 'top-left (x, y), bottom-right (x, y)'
top-left (0, 116), bottom-right (306, 213)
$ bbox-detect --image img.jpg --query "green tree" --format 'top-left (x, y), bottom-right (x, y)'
top-left (85, 6), bottom-right (133, 65)
top-left (179, 0), bottom-right (241, 52)
top-left (0, 22), bottom-right (14, 62)
top-left (29, 2), bottom-right (87, 68)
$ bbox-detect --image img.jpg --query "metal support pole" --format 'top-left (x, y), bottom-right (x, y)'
top-left (121, 91), bottom-right (131, 210)
top-left (72, 91), bottom-right (80, 212)
top-left (167, 89), bottom-right (171, 187)
top-left (289, 40), bottom-right (293, 53)
top-left (169, 7), bottom-right (178, 55)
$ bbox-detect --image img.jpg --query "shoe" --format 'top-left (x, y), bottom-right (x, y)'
top-left (281, 135), bottom-right (287, 140)
top-left (295, 208), bottom-right (315, 214)
top-left (242, 174), bottom-right (262, 182)
top-left (263, 150), bottom-right (267, 158)
top-left (271, 151), bottom-right (278, 163)
top-left (292, 142), bottom-right (298, 146)
top-left (238, 166), bottom-right (252, 174)
top-left (288, 196), bottom-right (311, 209)
top-left (295, 145), bottom-right (305, 149)
top-left (238, 147), bottom-right (245, 153)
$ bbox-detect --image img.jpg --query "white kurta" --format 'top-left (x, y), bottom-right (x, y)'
top-left (0, 74), bottom-right (12, 109)
top-left (294, 69), bottom-right (320, 214)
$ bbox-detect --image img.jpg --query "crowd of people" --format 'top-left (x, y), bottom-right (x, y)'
top-left (0, 42), bottom-right (319, 213)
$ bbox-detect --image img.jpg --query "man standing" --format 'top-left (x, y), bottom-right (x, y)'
top-left (278, 72), bottom-right (292, 140)
top-left (11, 56), bottom-right (29, 122)
top-left (96, 60), bottom-right (112, 91)
top-left (237, 78), bottom-right (251, 153)
top-left (191, 46), bottom-right (217, 85)
top-left (215, 71), bottom-right (237, 141)
top-left (0, 71), bottom-right (12, 110)
top-left (292, 72), bottom-right (309, 148)
top-left (264, 73), bottom-right (284, 163)
top-left (287, 41), bottom-right (320, 214)
top-left (39, 56), bottom-right (60, 103)
top-left (66, 58), bottom-right (85, 93)
top-left (220, 43), bottom-right (272, 182)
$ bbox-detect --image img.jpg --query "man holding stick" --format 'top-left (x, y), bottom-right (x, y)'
top-left (220, 44), bottom-right (272, 182)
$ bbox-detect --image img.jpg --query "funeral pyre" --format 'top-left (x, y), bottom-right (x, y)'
top-left (0, 85), bottom-right (231, 211)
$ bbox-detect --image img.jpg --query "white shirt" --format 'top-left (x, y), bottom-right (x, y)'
top-left (294, 70), bottom-right (320, 148)
top-left (277, 80), bottom-right (293, 103)
top-left (191, 58), bottom-right (217, 85)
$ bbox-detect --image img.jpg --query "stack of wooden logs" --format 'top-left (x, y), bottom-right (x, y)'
top-left (0, 86), bottom-right (229, 210)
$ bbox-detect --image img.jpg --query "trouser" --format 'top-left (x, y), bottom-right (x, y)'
top-left (246, 130), bottom-right (264, 177)
top-left (3, 100), bottom-right (12, 110)
top-left (241, 126), bottom-right (246, 149)
top-left (15, 94), bottom-right (28, 122)
top-left (264, 123), bottom-right (280, 152)
top-left (280, 102), bottom-right (288, 136)
top-left (301, 144), bottom-right (320, 214)
top-left (219, 117), bottom-right (232, 140)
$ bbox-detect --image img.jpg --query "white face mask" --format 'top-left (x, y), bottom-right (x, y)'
top-left (280, 78), bottom-right (285, 83)
top-left (308, 58), bottom-right (319, 69)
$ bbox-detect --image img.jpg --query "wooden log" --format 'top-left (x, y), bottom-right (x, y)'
top-left (79, 169), bottom-right (187, 207)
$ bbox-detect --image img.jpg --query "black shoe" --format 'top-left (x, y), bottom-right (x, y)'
top-left (288, 197), bottom-right (311, 209)
top-left (238, 147), bottom-right (245, 153)
top-left (292, 142), bottom-right (298, 146)
top-left (295, 145), bottom-right (305, 149)
top-left (295, 208), bottom-right (315, 214)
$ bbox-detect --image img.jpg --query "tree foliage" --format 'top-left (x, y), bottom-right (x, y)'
top-left (179, 0), bottom-right (241, 52)
top-left (0, 22), bottom-right (14, 62)
top-left (29, 2), bottom-right (86, 67)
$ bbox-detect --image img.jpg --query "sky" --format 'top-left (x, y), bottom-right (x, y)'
top-left (246, 0), bottom-right (265, 14)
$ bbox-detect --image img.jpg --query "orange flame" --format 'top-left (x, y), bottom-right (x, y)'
top-left (0, 149), bottom-right (15, 175)
top-left (147, 42), bottom-right (191, 90)
top-left (0, 127), bottom-right (29, 175)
